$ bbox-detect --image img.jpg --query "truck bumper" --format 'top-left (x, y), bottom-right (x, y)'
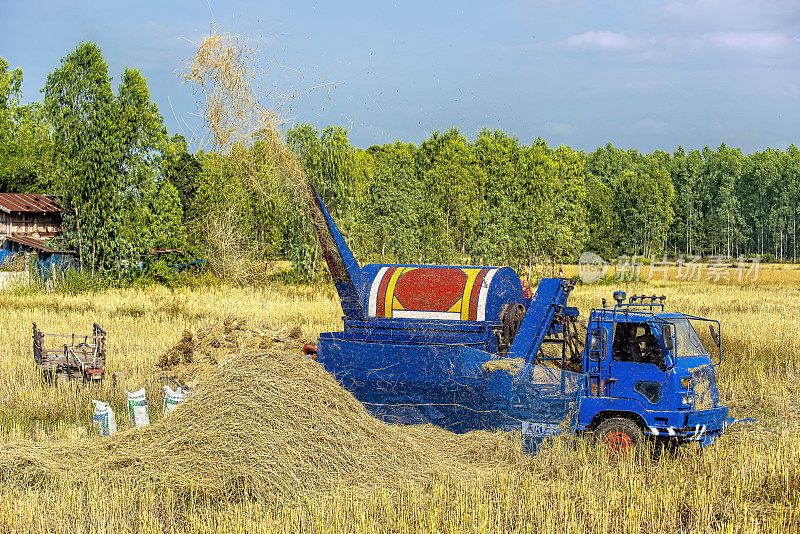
top-left (646, 406), bottom-right (729, 445)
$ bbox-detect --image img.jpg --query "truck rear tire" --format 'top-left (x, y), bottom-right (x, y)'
top-left (595, 417), bottom-right (643, 456)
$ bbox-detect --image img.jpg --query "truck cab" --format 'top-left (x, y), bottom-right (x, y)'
top-left (577, 292), bottom-right (728, 451)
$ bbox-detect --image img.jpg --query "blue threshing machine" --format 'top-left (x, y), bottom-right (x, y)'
top-left (307, 185), bottom-right (730, 451)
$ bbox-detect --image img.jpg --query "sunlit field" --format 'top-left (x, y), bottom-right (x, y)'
top-left (0, 267), bottom-right (798, 533)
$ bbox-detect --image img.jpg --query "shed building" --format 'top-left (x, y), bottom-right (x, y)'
top-left (0, 193), bottom-right (63, 239)
top-left (0, 194), bottom-right (74, 275)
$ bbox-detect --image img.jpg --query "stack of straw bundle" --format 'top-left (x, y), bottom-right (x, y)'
top-left (0, 321), bottom-right (525, 500)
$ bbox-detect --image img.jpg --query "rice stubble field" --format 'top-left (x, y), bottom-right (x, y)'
top-left (0, 269), bottom-right (799, 533)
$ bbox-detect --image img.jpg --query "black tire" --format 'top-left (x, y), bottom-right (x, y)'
top-left (595, 417), bottom-right (643, 457)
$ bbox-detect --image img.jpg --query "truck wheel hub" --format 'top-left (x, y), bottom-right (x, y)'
top-left (603, 430), bottom-right (634, 452)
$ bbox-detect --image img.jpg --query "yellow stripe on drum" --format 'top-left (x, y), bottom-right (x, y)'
top-left (460, 268), bottom-right (483, 321)
top-left (384, 266), bottom-right (409, 318)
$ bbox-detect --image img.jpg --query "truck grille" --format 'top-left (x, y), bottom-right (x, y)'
top-left (691, 364), bottom-right (720, 410)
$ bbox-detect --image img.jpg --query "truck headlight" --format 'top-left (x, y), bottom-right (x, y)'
top-left (681, 394), bottom-right (693, 406)
top-left (681, 377), bottom-right (692, 389)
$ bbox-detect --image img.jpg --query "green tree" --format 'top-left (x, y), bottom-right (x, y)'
top-left (669, 147), bottom-right (704, 255)
top-left (585, 176), bottom-right (614, 258)
top-left (43, 42), bottom-right (167, 272)
top-left (0, 57), bottom-right (53, 192)
top-left (472, 129), bottom-right (523, 264)
top-left (146, 179), bottom-right (185, 250)
top-left (784, 145), bottom-right (800, 262)
top-left (367, 141), bottom-right (421, 262)
top-left (415, 128), bottom-right (484, 261)
top-left (508, 141), bottom-right (587, 271)
top-left (611, 163), bottom-right (674, 257)
top-left (162, 134), bottom-right (202, 222)
top-left (702, 144), bottom-right (746, 257)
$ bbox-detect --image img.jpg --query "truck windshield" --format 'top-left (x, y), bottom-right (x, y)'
top-left (669, 318), bottom-right (706, 358)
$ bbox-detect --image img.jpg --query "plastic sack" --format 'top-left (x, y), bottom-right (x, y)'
top-left (126, 388), bottom-right (150, 427)
top-left (92, 400), bottom-right (117, 437)
top-left (163, 385), bottom-right (188, 414)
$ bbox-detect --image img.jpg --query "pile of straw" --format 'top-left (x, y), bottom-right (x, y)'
top-left (482, 358), bottom-right (526, 376)
top-left (157, 317), bottom-right (302, 384)
top-left (0, 321), bottom-right (525, 500)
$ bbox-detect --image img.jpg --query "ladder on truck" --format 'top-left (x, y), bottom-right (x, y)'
top-left (506, 278), bottom-right (582, 370)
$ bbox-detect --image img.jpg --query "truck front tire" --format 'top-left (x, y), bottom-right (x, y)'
top-left (595, 417), bottom-right (643, 456)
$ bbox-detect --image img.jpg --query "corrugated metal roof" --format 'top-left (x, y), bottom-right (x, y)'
top-left (0, 194), bottom-right (62, 214)
top-left (3, 235), bottom-right (75, 254)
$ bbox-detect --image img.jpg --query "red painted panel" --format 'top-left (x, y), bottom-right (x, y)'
top-left (394, 268), bottom-right (466, 312)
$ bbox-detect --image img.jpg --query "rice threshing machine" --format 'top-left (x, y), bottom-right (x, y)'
top-left (307, 185), bottom-right (730, 452)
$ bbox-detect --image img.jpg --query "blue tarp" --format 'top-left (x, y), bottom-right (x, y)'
top-left (167, 259), bottom-right (208, 272)
top-left (319, 339), bottom-right (584, 452)
top-left (0, 241), bottom-right (77, 280)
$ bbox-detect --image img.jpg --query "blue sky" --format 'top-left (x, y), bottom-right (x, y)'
top-left (1, 0), bottom-right (799, 152)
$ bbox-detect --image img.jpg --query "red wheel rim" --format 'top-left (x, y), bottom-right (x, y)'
top-left (302, 344), bottom-right (318, 361)
top-left (604, 430), bottom-right (634, 454)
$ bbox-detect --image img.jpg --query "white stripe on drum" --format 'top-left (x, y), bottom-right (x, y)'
top-left (393, 310), bottom-right (462, 321)
top-left (476, 269), bottom-right (498, 321)
top-left (368, 266), bottom-right (390, 317)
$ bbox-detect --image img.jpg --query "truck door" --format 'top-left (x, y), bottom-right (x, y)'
top-left (608, 321), bottom-right (667, 410)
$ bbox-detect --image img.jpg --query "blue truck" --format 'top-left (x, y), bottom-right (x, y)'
top-left (306, 185), bottom-right (729, 452)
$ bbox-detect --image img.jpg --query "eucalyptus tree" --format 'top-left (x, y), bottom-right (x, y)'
top-left (415, 128), bottom-right (484, 262)
top-left (470, 129), bottom-right (524, 265)
top-left (366, 141), bottom-right (421, 263)
top-left (44, 42), bottom-right (167, 271)
top-left (702, 144), bottom-right (746, 257)
top-left (0, 57), bottom-right (53, 192)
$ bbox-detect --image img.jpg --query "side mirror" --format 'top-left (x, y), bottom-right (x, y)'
top-left (710, 325), bottom-right (721, 347)
top-left (663, 326), bottom-right (675, 352)
top-left (588, 329), bottom-right (603, 361)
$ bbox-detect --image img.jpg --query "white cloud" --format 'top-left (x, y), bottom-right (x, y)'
top-left (564, 31), bottom-right (633, 51)
top-left (701, 32), bottom-right (797, 55)
top-left (559, 29), bottom-right (797, 60)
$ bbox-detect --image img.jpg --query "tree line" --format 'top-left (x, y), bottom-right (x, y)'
top-left (1, 43), bottom-right (799, 279)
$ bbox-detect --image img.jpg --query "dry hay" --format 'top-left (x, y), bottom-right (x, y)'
top-left (0, 320), bottom-right (526, 500)
top-left (689, 364), bottom-right (718, 411)
top-left (181, 28), bottom-right (312, 284)
top-left (157, 316), bottom-right (303, 385)
top-left (482, 358), bottom-right (526, 376)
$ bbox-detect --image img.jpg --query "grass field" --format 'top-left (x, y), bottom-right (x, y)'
top-left (0, 268), bottom-right (799, 533)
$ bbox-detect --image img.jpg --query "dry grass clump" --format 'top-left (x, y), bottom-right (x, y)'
top-left (157, 316), bottom-right (305, 384)
top-left (481, 357), bottom-right (526, 376)
top-left (0, 320), bottom-right (525, 502)
top-left (182, 29), bottom-right (312, 285)
top-left (158, 330), bottom-right (194, 368)
top-left (184, 29), bottom-right (289, 156)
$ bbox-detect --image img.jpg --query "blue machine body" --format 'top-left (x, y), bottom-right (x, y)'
top-left (307, 185), bottom-right (730, 447)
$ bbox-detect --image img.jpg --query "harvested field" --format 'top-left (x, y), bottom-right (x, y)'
top-left (0, 280), bottom-right (798, 532)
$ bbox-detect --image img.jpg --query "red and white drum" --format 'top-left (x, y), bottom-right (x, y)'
top-left (360, 264), bottom-right (524, 323)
